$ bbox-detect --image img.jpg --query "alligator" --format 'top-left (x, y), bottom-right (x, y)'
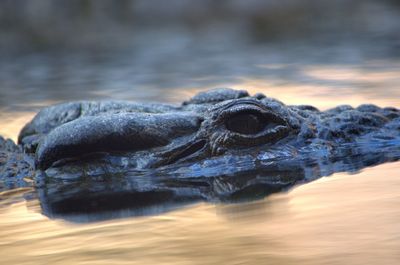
top-left (1, 88), bottom-right (400, 222)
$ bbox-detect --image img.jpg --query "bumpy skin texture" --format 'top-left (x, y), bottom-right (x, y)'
top-left (1, 88), bottom-right (400, 183)
top-left (2, 88), bottom-right (400, 221)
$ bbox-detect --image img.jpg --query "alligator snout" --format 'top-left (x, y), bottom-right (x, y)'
top-left (35, 112), bottom-right (201, 170)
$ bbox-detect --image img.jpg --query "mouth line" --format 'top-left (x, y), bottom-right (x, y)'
top-left (42, 138), bottom-right (208, 173)
top-left (161, 139), bottom-right (208, 166)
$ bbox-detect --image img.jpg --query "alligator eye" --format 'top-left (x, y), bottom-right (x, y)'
top-left (225, 113), bottom-right (265, 135)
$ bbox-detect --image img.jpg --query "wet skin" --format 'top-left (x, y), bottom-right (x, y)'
top-left (1, 88), bottom-right (400, 221)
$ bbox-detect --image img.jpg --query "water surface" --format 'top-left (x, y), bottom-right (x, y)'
top-left (1, 162), bottom-right (399, 265)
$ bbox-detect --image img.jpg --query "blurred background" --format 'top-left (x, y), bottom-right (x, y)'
top-left (0, 0), bottom-right (400, 139)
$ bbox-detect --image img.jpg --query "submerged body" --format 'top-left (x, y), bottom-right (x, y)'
top-left (1, 88), bottom-right (400, 221)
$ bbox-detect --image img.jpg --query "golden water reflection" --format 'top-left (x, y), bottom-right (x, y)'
top-left (235, 62), bottom-right (400, 110)
top-left (0, 162), bottom-right (399, 264)
top-left (0, 112), bottom-right (35, 142)
top-left (172, 61), bottom-right (400, 111)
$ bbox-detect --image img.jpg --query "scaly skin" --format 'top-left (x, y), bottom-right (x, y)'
top-left (1, 88), bottom-right (400, 221)
top-left (4, 87), bottom-right (400, 175)
top-left (2, 88), bottom-right (400, 180)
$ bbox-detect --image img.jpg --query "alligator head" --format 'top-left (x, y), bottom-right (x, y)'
top-left (4, 88), bottom-right (399, 222)
top-left (18, 88), bottom-right (400, 179)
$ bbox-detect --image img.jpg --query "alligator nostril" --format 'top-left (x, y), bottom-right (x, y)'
top-left (197, 117), bottom-right (205, 125)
